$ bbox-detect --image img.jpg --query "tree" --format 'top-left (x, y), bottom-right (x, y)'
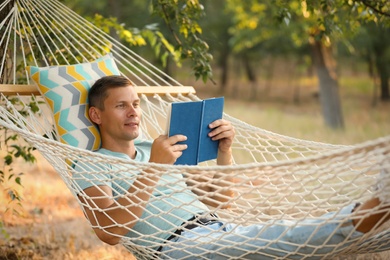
top-left (149, 0), bottom-right (213, 82)
top-left (223, 0), bottom-right (390, 129)
top-left (201, 0), bottom-right (233, 92)
top-left (365, 23), bottom-right (390, 102)
top-left (371, 24), bottom-right (390, 102)
top-left (221, 0), bottom-right (342, 128)
top-left (60, 0), bottom-right (213, 82)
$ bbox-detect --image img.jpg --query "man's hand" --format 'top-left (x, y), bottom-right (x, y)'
top-left (150, 134), bottom-right (187, 164)
top-left (208, 119), bottom-right (235, 165)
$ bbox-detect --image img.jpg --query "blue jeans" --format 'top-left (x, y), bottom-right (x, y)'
top-left (161, 204), bottom-right (363, 259)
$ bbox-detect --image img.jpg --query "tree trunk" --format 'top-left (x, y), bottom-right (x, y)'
top-left (108, 0), bottom-right (121, 42)
top-left (376, 55), bottom-right (389, 102)
top-left (366, 22), bottom-right (390, 102)
top-left (108, 0), bottom-right (121, 19)
top-left (310, 39), bottom-right (344, 129)
top-left (372, 30), bottom-right (390, 102)
top-left (242, 52), bottom-right (257, 100)
top-left (0, 0), bottom-right (16, 84)
top-left (218, 43), bottom-right (230, 94)
top-left (366, 53), bottom-right (380, 107)
top-left (231, 56), bottom-right (241, 99)
top-left (219, 54), bottom-right (229, 94)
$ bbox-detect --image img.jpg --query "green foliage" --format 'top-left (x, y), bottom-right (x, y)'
top-left (57, 0), bottom-right (389, 83)
top-left (150, 0), bottom-right (213, 82)
top-left (0, 98), bottom-right (38, 238)
top-left (90, 14), bottom-right (182, 68)
top-left (225, 0), bottom-right (389, 53)
top-left (1, 98), bottom-right (38, 208)
top-left (355, 0), bottom-right (390, 22)
top-left (60, 0), bottom-right (214, 82)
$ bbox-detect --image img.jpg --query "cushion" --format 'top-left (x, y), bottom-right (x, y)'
top-left (28, 53), bottom-right (121, 151)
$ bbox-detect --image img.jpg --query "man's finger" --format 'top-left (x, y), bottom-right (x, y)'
top-left (168, 134), bottom-right (187, 144)
top-left (173, 144), bottom-right (187, 152)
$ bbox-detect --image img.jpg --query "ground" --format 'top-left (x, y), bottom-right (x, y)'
top-left (0, 153), bottom-right (136, 259)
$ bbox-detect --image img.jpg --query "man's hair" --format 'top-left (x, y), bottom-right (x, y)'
top-left (88, 75), bottom-right (132, 110)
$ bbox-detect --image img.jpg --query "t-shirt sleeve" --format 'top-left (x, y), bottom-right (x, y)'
top-left (72, 159), bottom-right (112, 193)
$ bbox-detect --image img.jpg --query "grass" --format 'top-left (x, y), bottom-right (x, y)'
top-left (207, 75), bottom-right (390, 145)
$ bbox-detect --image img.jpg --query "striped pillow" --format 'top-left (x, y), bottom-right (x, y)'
top-left (28, 54), bottom-right (120, 151)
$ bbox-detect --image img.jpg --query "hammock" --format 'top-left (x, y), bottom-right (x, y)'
top-left (1, 0), bottom-right (390, 259)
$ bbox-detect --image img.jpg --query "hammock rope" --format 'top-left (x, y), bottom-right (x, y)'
top-left (1, 0), bottom-right (390, 259)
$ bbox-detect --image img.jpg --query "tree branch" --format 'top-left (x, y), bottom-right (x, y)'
top-left (361, 0), bottom-right (390, 17)
top-left (160, 3), bottom-right (182, 45)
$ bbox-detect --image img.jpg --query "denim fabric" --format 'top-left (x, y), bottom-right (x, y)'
top-left (161, 204), bottom-right (364, 259)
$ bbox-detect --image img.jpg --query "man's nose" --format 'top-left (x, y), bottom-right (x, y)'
top-left (126, 106), bottom-right (137, 116)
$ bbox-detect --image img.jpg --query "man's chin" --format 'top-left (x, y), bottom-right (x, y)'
top-left (130, 131), bottom-right (140, 141)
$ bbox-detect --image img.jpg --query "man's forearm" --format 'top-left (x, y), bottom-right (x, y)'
top-left (113, 170), bottom-right (160, 227)
top-left (85, 170), bottom-right (160, 245)
top-left (217, 148), bottom-right (233, 165)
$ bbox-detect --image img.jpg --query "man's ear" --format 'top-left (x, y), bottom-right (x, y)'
top-left (89, 106), bottom-right (101, 125)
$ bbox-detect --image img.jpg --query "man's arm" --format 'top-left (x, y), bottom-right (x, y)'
top-left (78, 172), bottom-right (160, 245)
top-left (78, 135), bottom-right (187, 245)
top-left (188, 119), bottom-right (236, 208)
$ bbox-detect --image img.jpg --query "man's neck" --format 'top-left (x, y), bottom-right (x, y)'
top-left (101, 140), bottom-right (137, 159)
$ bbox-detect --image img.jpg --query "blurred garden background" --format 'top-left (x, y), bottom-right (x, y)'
top-left (1, 0), bottom-right (389, 259)
top-left (60, 0), bottom-right (390, 141)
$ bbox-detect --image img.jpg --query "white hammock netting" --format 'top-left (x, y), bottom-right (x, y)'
top-left (1, 0), bottom-right (390, 259)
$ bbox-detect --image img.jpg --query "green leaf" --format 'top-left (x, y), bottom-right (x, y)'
top-left (161, 52), bottom-right (169, 67)
top-left (8, 190), bottom-right (16, 201)
top-left (4, 155), bottom-right (13, 165)
top-left (15, 177), bottom-right (22, 186)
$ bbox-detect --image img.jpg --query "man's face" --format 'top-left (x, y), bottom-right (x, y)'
top-left (93, 85), bottom-right (141, 143)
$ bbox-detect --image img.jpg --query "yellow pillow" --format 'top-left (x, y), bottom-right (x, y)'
top-left (28, 54), bottom-right (120, 151)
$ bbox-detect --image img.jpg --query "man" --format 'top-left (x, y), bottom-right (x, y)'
top-left (74, 75), bottom-right (390, 259)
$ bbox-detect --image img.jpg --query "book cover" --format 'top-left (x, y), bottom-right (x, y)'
top-left (167, 97), bottom-right (224, 165)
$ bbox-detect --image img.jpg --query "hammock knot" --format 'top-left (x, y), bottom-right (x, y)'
top-left (6, 100), bottom-right (13, 109)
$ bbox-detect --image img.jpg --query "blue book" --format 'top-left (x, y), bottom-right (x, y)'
top-left (167, 97), bottom-right (224, 165)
